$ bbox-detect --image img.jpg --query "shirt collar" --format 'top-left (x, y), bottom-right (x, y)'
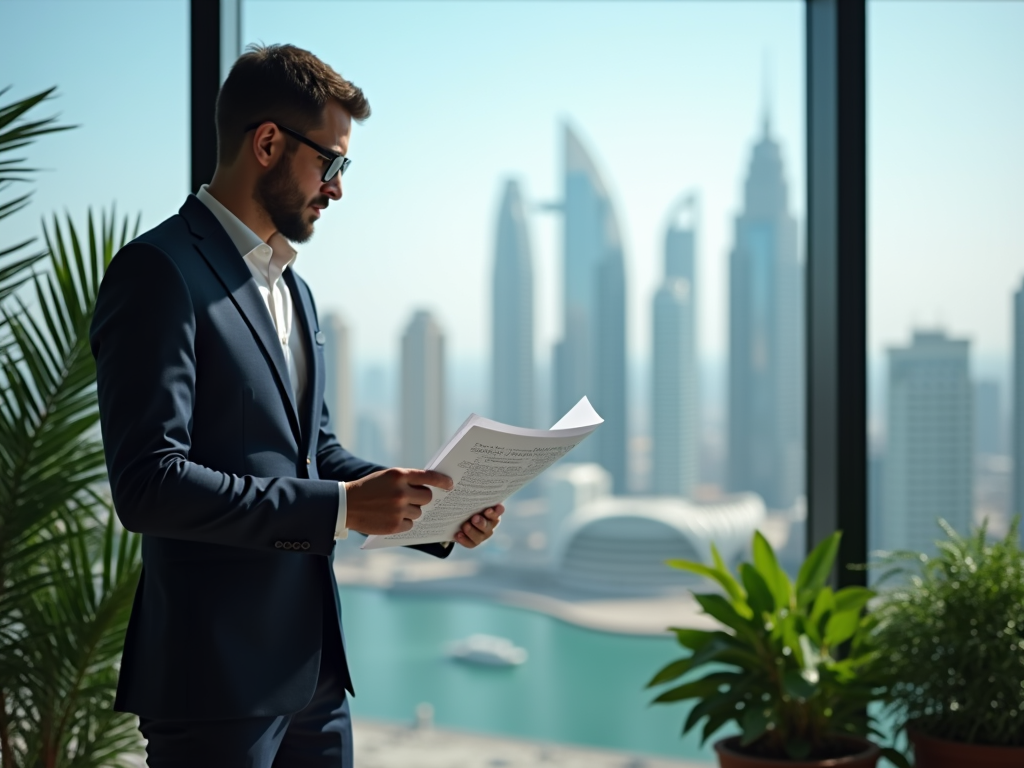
top-left (196, 185), bottom-right (297, 283)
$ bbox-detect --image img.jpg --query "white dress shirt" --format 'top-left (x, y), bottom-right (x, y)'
top-left (197, 186), bottom-right (348, 539)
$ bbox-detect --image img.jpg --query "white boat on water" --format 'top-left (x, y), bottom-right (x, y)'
top-left (447, 634), bottom-right (528, 667)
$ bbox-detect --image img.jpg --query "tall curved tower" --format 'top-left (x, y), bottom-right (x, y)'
top-left (491, 179), bottom-right (535, 428)
top-left (553, 124), bottom-right (628, 492)
top-left (727, 112), bottom-right (803, 510)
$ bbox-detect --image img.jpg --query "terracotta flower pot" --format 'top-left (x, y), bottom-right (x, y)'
top-left (909, 728), bottom-right (1024, 768)
top-left (714, 736), bottom-right (880, 768)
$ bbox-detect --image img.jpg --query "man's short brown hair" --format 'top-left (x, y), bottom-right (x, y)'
top-left (216, 43), bottom-right (370, 164)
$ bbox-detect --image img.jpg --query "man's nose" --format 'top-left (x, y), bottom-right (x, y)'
top-left (322, 174), bottom-right (342, 200)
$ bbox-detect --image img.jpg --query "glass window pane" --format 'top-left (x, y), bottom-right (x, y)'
top-left (0, 0), bottom-right (189, 245)
top-left (868, 0), bottom-right (1024, 555)
top-left (245, 2), bottom-right (803, 763)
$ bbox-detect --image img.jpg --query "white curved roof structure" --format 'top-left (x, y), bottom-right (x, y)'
top-left (551, 493), bottom-right (766, 595)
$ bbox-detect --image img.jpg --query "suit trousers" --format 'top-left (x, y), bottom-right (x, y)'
top-left (139, 589), bottom-right (352, 768)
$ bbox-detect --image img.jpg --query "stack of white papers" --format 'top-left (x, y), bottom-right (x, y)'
top-left (362, 397), bottom-right (603, 549)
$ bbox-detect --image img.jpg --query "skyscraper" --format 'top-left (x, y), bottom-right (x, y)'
top-left (1014, 280), bottom-right (1024, 519)
top-left (973, 379), bottom-right (1002, 456)
top-left (400, 310), bottom-right (445, 468)
top-left (727, 112), bottom-right (803, 510)
top-left (552, 124), bottom-right (628, 492)
top-left (321, 312), bottom-right (354, 449)
top-left (652, 195), bottom-right (698, 497)
top-left (491, 179), bottom-right (535, 428)
top-left (883, 331), bottom-right (973, 553)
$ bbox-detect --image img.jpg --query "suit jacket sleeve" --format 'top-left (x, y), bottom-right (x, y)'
top-left (90, 243), bottom-right (340, 556)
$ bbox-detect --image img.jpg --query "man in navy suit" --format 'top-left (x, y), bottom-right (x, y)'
top-left (90, 44), bottom-right (504, 767)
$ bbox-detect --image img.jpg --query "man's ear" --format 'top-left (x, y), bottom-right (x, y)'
top-left (251, 123), bottom-right (280, 169)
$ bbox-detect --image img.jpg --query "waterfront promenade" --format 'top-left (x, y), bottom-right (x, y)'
top-left (125, 721), bottom-right (710, 768)
top-left (332, 546), bottom-right (718, 636)
top-left (352, 719), bottom-right (709, 768)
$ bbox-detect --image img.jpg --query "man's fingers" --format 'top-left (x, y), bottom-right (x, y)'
top-left (402, 469), bottom-right (454, 491)
top-left (403, 505), bottom-right (423, 522)
top-left (406, 485), bottom-right (433, 507)
top-left (457, 524), bottom-right (484, 548)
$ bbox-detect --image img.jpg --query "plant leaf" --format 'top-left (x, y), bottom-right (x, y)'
top-left (824, 608), bottom-right (862, 647)
top-left (782, 669), bottom-right (817, 700)
top-left (881, 747), bottom-right (912, 768)
top-left (670, 628), bottom-right (720, 651)
top-left (710, 542), bottom-right (745, 603)
top-left (797, 532), bottom-right (841, 607)
top-left (701, 703), bottom-right (737, 746)
top-left (651, 673), bottom-right (727, 704)
top-left (833, 586), bottom-right (874, 614)
top-left (740, 562), bottom-right (775, 617)
top-left (693, 593), bottom-right (758, 638)
top-left (753, 530), bottom-right (791, 609)
top-left (807, 586), bottom-right (835, 645)
top-left (647, 657), bottom-right (692, 688)
top-left (740, 706), bottom-right (770, 746)
top-left (667, 557), bottom-right (746, 606)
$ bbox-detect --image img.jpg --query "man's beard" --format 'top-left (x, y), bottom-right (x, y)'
top-left (254, 152), bottom-right (325, 243)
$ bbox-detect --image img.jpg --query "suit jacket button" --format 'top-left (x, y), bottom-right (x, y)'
top-left (275, 541), bottom-right (283, 548)
top-left (301, 542), bottom-right (310, 550)
top-left (283, 541), bottom-right (293, 550)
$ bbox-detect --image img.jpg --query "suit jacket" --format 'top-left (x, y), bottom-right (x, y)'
top-left (90, 194), bottom-right (449, 720)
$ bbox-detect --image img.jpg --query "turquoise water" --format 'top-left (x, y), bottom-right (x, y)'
top-left (338, 586), bottom-right (723, 762)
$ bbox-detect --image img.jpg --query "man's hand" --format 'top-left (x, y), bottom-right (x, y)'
top-left (454, 504), bottom-right (505, 549)
top-left (345, 468), bottom-right (453, 535)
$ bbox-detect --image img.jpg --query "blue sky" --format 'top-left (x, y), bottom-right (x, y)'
top-left (2, 0), bottom-right (1021, 384)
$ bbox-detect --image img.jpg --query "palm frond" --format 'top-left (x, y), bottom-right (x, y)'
top-left (0, 86), bottom-right (76, 186)
top-left (0, 86), bottom-right (76, 310)
top-left (6, 511), bottom-right (143, 768)
top-left (0, 208), bottom-right (141, 768)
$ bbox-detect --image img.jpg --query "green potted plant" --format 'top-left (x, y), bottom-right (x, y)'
top-left (647, 531), bottom-right (906, 768)
top-left (870, 519), bottom-right (1024, 768)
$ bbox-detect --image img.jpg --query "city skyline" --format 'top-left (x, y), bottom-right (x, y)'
top-left (7, 0), bottom-right (1011, 527)
top-left (5, 2), bottom-right (1021, 371)
top-left (326, 105), bottom-right (1021, 546)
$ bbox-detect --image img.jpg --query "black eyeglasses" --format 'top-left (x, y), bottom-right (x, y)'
top-left (244, 121), bottom-right (351, 182)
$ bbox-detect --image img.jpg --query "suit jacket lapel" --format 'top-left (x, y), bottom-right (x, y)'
top-left (283, 268), bottom-right (323, 456)
top-left (179, 195), bottom-right (303, 444)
